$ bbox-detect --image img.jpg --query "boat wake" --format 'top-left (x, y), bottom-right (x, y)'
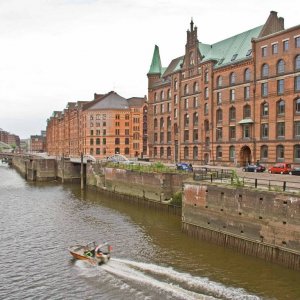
top-left (75, 258), bottom-right (261, 300)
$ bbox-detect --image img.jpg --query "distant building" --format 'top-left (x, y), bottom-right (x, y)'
top-left (46, 91), bottom-right (148, 160)
top-left (20, 139), bottom-right (30, 153)
top-left (7, 134), bottom-right (20, 147)
top-left (147, 11), bottom-right (300, 166)
top-left (30, 132), bottom-right (46, 153)
top-left (0, 128), bottom-right (20, 148)
top-left (0, 128), bottom-right (8, 144)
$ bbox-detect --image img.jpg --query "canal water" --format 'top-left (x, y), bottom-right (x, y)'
top-left (0, 163), bottom-right (299, 300)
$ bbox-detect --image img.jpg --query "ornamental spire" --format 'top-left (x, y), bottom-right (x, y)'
top-left (148, 45), bottom-right (162, 75)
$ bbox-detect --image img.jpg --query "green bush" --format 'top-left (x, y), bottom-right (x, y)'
top-left (170, 191), bottom-right (182, 207)
top-left (231, 170), bottom-right (244, 187)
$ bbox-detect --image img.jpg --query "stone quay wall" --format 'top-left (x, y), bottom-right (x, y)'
top-left (12, 156), bottom-right (56, 181)
top-left (56, 160), bottom-right (82, 183)
top-left (182, 182), bottom-right (300, 270)
top-left (86, 162), bottom-right (189, 202)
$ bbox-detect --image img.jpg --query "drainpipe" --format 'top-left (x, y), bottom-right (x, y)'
top-left (210, 64), bottom-right (215, 165)
top-left (252, 38), bottom-right (257, 163)
top-left (81, 152), bottom-right (84, 190)
top-left (62, 153), bottom-right (65, 184)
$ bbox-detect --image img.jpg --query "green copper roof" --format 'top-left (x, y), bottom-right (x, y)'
top-left (199, 25), bottom-right (263, 68)
top-left (148, 45), bottom-right (162, 74)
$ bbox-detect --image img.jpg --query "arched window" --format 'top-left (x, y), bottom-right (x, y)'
top-left (160, 147), bottom-right (164, 158)
top-left (217, 76), bottom-right (223, 88)
top-left (160, 117), bottom-right (164, 129)
top-left (193, 112), bottom-right (198, 126)
top-left (295, 55), bottom-right (300, 71)
top-left (243, 104), bottom-right (251, 119)
top-left (154, 118), bottom-right (158, 129)
top-left (204, 70), bottom-right (209, 83)
top-left (230, 72), bottom-right (236, 85)
top-left (167, 147), bottom-right (171, 158)
top-left (244, 68), bottom-right (251, 82)
top-left (277, 99), bottom-right (285, 115)
top-left (184, 113), bottom-right (189, 127)
top-left (295, 98), bottom-right (300, 114)
top-left (277, 59), bottom-right (285, 74)
top-left (205, 136), bottom-right (210, 146)
top-left (229, 106), bottom-right (236, 121)
top-left (154, 93), bottom-right (157, 102)
top-left (261, 102), bottom-right (269, 117)
top-left (160, 90), bottom-right (164, 100)
top-left (216, 146), bottom-right (222, 160)
top-left (204, 87), bottom-right (209, 99)
top-left (296, 76), bottom-right (300, 92)
top-left (184, 146), bottom-right (189, 159)
top-left (276, 145), bottom-right (284, 162)
top-left (193, 146), bottom-right (198, 159)
top-left (184, 84), bottom-right (189, 95)
top-left (174, 79), bottom-right (178, 91)
top-left (204, 119), bottom-right (209, 132)
top-left (216, 109), bottom-right (222, 123)
top-left (294, 145), bottom-right (300, 162)
top-left (167, 116), bottom-right (171, 128)
top-left (174, 123), bottom-right (178, 134)
top-left (261, 145), bottom-right (268, 160)
top-left (262, 64), bottom-right (269, 78)
top-left (190, 51), bottom-right (194, 65)
top-left (193, 82), bottom-right (199, 93)
top-left (153, 147), bottom-right (157, 157)
top-left (204, 103), bottom-right (208, 115)
top-left (167, 89), bottom-right (171, 99)
top-left (229, 146), bottom-right (235, 162)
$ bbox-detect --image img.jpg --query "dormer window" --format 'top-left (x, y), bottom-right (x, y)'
top-left (218, 58), bottom-right (224, 65)
top-left (246, 49), bottom-right (252, 56)
top-left (231, 54), bottom-right (238, 61)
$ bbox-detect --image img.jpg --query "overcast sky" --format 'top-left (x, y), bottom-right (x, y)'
top-left (0, 0), bottom-right (298, 139)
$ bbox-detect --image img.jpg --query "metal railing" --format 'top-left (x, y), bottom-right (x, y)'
top-left (193, 168), bottom-right (233, 182)
top-left (194, 168), bottom-right (300, 193)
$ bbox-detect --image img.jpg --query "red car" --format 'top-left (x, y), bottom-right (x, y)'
top-left (268, 163), bottom-right (292, 174)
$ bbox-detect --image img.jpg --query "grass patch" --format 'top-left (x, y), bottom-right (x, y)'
top-left (170, 191), bottom-right (182, 207)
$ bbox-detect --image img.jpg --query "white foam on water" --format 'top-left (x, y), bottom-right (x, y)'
top-left (109, 258), bottom-right (262, 300)
top-left (74, 258), bottom-right (261, 300)
top-left (101, 259), bottom-right (216, 300)
top-left (74, 260), bottom-right (151, 300)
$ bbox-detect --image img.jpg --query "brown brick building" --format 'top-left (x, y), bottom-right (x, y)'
top-left (30, 132), bottom-right (46, 153)
top-left (0, 128), bottom-right (20, 148)
top-left (46, 91), bottom-right (147, 160)
top-left (47, 101), bottom-right (88, 157)
top-left (147, 11), bottom-right (300, 166)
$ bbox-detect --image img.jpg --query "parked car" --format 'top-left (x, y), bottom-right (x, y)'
top-left (268, 163), bottom-right (292, 174)
top-left (242, 164), bottom-right (266, 172)
top-left (289, 167), bottom-right (300, 175)
top-left (176, 163), bottom-right (193, 171)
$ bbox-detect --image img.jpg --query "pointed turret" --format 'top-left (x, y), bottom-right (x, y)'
top-left (148, 45), bottom-right (162, 75)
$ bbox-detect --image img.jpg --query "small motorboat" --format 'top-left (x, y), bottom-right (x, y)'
top-left (69, 241), bottom-right (112, 265)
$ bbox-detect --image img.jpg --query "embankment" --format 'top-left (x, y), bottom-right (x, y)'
top-left (182, 182), bottom-right (300, 270)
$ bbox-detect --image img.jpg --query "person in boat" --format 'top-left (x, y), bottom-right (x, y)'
top-left (95, 245), bottom-right (103, 258)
